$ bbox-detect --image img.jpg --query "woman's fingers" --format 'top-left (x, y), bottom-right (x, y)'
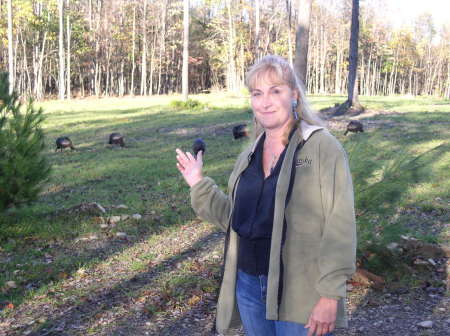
top-left (176, 148), bottom-right (203, 169)
top-left (196, 150), bottom-right (203, 164)
top-left (176, 162), bottom-right (184, 172)
top-left (316, 323), bottom-right (326, 336)
top-left (329, 322), bottom-right (335, 333)
top-left (175, 148), bottom-right (190, 164)
top-left (185, 151), bottom-right (196, 162)
top-left (306, 321), bottom-right (317, 336)
top-left (307, 297), bottom-right (337, 335)
top-left (307, 319), bottom-right (333, 336)
top-left (175, 147), bottom-right (204, 187)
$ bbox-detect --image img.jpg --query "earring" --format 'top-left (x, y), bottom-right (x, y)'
top-left (292, 100), bottom-right (299, 120)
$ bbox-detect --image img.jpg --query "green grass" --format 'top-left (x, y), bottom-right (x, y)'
top-left (0, 92), bottom-right (449, 312)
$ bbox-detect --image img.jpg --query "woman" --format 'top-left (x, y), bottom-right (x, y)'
top-left (175, 55), bottom-right (356, 336)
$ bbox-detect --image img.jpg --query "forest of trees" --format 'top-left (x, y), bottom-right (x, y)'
top-left (0, 0), bottom-right (449, 100)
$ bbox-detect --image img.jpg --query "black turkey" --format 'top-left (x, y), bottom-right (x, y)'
top-left (232, 124), bottom-right (249, 139)
top-left (192, 138), bottom-right (206, 158)
top-left (108, 133), bottom-right (125, 147)
top-left (344, 120), bottom-right (364, 135)
top-left (55, 137), bottom-right (75, 152)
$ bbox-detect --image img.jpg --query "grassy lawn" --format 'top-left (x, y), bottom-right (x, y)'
top-left (0, 93), bottom-right (448, 333)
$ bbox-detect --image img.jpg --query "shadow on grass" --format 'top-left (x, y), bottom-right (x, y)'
top-left (0, 214), bottom-right (180, 306)
top-left (25, 230), bottom-right (225, 336)
top-left (345, 133), bottom-right (449, 245)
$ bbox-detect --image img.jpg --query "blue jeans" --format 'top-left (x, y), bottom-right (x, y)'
top-left (236, 269), bottom-right (333, 336)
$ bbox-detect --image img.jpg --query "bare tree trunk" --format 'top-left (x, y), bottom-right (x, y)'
top-left (93, 1), bottom-right (101, 96)
top-left (119, 60), bottom-right (124, 96)
top-left (388, 48), bottom-right (398, 95)
top-left (334, 0), bottom-right (363, 116)
top-left (335, 36), bottom-right (343, 94)
top-left (105, 45), bottom-right (111, 96)
top-left (149, 30), bottom-right (157, 95)
top-left (428, 58), bottom-right (441, 96)
top-left (34, 32), bottom-right (47, 100)
top-left (7, 0), bottom-right (14, 93)
top-left (130, 2), bottom-right (136, 95)
top-left (19, 32), bottom-right (31, 97)
top-left (78, 65), bottom-right (84, 97)
top-left (359, 51), bottom-right (365, 94)
top-left (157, 0), bottom-right (168, 94)
top-left (66, 0), bottom-right (71, 99)
top-left (182, 0), bottom-right (189, 100)
top-left (88, 0), bottom-right (92, 30)
top-left (445, 63), bottom-right (450, 99)
top-left (374, 57), bottom-right (381, 95)
top-left (294, 0), bottom-right (312, 87)
top-left (371, 56), bottom-right (377, 96)
top-left (366, 50), bottom-right (372, 95)
top-left (140, 0), bottom-right (148, 96)
top-left (285, 0), bottom-right (293, 66)
top-left (319, 23), bottom-right (327, 93)
top-left (347, 0), bottom-right (360, 106)
top-left (226, 0), bottom-right (236, 92)
top-left (239, 40), bottom-right (245, 88)
top-left (94, 62), bottom-right (100, 96)
top-left (255, 0), bottom-right (261, 61)
top-left (58, 0), bottom-right (65, 99)
top-left (383, 69), bottom-right (388, 95)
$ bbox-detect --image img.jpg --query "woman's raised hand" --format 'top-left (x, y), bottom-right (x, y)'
top-left (176, 148), bottom-right (204, 188)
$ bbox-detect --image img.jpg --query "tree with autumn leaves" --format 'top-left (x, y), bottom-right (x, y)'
top-left (1, 0), bottom-right (449, 99)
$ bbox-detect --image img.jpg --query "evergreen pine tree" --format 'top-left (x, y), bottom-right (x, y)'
top-left (0, 73), bottom-right (51, 210)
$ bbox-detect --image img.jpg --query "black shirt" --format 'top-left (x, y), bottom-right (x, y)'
top-left (231, 134), bottom-right (287, 275)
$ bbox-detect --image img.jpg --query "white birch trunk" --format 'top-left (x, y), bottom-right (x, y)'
top-left (7, 0), bottom-right (14, 93)
top-left (58, 0), bottom-right (65, 100)
top-left (182, 0), bottom-right (189, 100)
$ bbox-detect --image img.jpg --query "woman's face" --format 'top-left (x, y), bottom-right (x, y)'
top-left (250, 73), bottom-right (298, 132)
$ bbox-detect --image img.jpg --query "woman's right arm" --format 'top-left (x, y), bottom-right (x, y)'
top-left (190, 177), bottom-right (231, 232)
top-left (176, 148), bottom-right (231, 231)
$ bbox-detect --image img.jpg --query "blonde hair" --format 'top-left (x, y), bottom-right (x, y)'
top-left (245, 55), bottom-right (325, 144)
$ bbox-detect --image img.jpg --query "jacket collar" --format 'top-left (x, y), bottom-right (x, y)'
top-left (247, 121), bottom-right (324, 160)
top-left (300, 120), bottom-right (324, 141)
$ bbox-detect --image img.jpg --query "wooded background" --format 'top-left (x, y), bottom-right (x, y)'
top-left (1, 0), bottom-right (449, 99)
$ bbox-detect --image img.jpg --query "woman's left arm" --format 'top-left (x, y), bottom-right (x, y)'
top-left (316, 134), bottom-right (357, 299)
top-left (306, 134), bottom-right (357, 336)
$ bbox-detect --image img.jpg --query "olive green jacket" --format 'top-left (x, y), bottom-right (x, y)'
top-left (190, 121), bottom-right (357, 335)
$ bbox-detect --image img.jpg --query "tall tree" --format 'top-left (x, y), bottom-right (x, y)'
top-left (157, 0), bottom-right (169, 94)
top-left (58, 0), bottom-right (65, 100)
top-left (255, 0), bottom-right (261, 60)
top-left (130, 1), bottom-right (137, 96)
top-left (182, 0), bottom-right (189, 101)
top-left (66, 0), bottom-right (71, 99)
top-left (140, 0), bottom-right (148, 96)
top-left (294, 0), bottom-right (313, 88)
top-left (7, 0), bottom-right (14, 94)
top-left (334, 0), bottom-right (363, 115)
top-left (226, 0), bottom-right (237, 92)
top-left (286, 0), bottom-right (294, 66)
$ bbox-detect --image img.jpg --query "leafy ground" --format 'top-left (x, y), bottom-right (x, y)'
top-left (0, 93), bottom-right (449, 335)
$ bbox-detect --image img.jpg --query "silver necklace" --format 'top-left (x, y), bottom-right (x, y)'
top-left (270, 153), bottom-right (279, 174)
